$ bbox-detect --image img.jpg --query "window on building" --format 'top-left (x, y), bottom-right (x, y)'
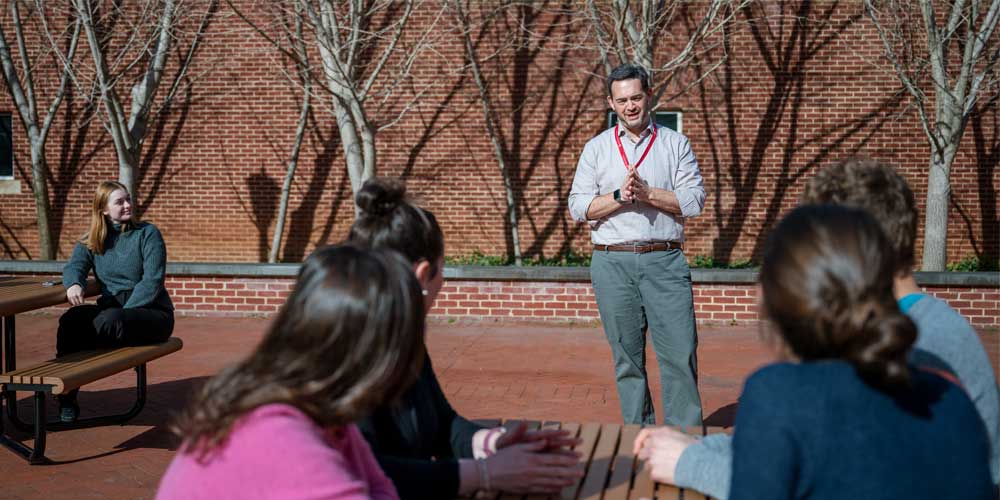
top-left (0, 113), bottom-right (11, 179)
top-left (607, 110), bottom-right (682, 134)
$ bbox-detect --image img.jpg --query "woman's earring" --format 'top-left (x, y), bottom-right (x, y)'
top-left (421, 289), bottom-right (428, 296)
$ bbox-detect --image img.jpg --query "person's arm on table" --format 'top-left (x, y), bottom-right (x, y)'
top-left (62, 243), bottom-right (94, 306)
top-left (674, 433), bottom-right (735, 500)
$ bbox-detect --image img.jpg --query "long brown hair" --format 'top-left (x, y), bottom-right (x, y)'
top-left (172, 245), bottom-right (426, 459)
top-left (83, 181), bottom-right (138, 254)
top-left (760, 204), bottom-right (917, 392)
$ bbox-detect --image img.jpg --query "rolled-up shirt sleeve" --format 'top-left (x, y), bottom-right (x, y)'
top-left (672, 136), bottom-right (706, 218)
top-left (568, 142), bottom-right (599, 224)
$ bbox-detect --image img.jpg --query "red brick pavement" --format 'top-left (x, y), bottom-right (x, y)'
top-left (0, 314), bottom-right (995, 499)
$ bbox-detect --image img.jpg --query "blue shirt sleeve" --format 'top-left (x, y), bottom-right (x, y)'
top-left (62, 242), bottom-right (94, 290)
top-left (730, 369), bottom-right (800, 500)
top-left (123, 224), bottom-right (167, 308)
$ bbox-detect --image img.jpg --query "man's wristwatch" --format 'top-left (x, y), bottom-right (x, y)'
top-left (613, 188), bottom-right (634, 204)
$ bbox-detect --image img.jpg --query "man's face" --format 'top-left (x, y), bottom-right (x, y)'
top-left (607, 78), bottom-right (651, 132)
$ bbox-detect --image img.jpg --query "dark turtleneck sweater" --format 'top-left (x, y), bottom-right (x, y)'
top-left (62, 221), bottom-right (173, 310)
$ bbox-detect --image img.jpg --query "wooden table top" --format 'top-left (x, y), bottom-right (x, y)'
top-left (478, 419), bottom-right (729, 500)
top-left (0, 276), bottom-right (98, 317)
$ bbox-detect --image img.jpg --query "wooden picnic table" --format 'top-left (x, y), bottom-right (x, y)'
top-left (0, 276), bottom-right (98, 373)
top-left (478, 419), bottom-right (729, 500)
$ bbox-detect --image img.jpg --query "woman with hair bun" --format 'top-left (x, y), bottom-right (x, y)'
top-left (717, 205), bottom-right (991, 499)
top-left (349, 178), bottom-right (583, 499)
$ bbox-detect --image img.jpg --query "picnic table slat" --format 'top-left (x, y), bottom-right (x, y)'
top-left (656, 484), bottom-right (681, 500)
top-left (578, 423), bottom-right (621, 500)
top-left (0, 277), bottom-right (98, 317)
top-left (523, 421), bottom-right (563, 500)
top-left (629, 469), bottom-right (655, 500)
top-left (602, 424), bottom-right (641, 500)
top-left (560, 422), bottom-right (600, 500)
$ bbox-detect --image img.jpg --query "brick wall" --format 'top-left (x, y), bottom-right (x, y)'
top-left (0, 1), bottom-right (997, 269)
top-left (24, 274), bottom-right (995, 329)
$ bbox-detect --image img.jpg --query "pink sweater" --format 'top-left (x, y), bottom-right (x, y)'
top-left (156, 404), bottom-right (399, 500)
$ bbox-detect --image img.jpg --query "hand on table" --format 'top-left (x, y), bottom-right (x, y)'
top-left (66, 284), bottom-right (85, 306)
top-left (486, 439), bottom-right (583, 494)
top-left (633, 426), bottom-right (698, 484)
top-left (495, 421), bottom-right (581, 452)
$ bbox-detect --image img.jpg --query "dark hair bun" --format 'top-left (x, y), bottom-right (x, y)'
top-left (842, 303), bottom-right (916, 392)
top-left (356, 178), bottom-right (406, 217)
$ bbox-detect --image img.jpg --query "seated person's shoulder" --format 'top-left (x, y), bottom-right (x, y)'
top-left (743, 361), bottom-right (857, 402)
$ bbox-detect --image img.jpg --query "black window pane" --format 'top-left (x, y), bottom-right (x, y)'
top-left (654, 113), bottom-right (678, 131)
top-left (0, 114), bottom-right (11, 177)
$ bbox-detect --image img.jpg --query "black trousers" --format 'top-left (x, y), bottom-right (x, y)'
top-left (56, 295), bottom-right (174, 358)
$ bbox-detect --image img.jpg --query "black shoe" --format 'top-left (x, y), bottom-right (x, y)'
top-left (57, 395), bottom-right (80, 423)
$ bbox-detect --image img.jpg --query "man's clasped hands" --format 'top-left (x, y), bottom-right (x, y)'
top-left (619, 166), bottom-right (651, 203)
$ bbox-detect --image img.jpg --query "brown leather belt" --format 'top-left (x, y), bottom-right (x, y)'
top-left (593, 241), bottom-right (682, 253)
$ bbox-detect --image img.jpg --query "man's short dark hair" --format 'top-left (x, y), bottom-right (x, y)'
top-left (801, 158), bottom-right (918, 275)
top-left (606, 64), bottom-right (651, 96)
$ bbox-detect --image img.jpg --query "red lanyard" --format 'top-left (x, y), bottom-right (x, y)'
top-left (614, 124), bottom-right (657, 170)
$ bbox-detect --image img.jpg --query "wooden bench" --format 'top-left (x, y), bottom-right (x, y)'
top-left (0, 337), bottom-right (183, 464)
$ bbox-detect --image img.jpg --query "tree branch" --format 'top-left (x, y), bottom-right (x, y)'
top-left (361, 0), bottom-right (412, 99)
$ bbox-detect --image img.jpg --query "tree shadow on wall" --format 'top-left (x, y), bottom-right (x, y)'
top-left (50, 89), bottom-right (111, 256)
top-left (0, 211), bottom-right (31, 258)
top-left (454, 0), bottom-right (589, 261)
top-left (282, 115), bottom-right (350, 263)
top-left (693, 1), bottom-right (905, 263)
top-left (137, 0), bottom-right (221, 217)
top-left (968, 99), bottom-right (999, 268)
top-left (246, 167), bottom-right (280, 262)
top-left (45, 0), bottom-right (124, 257)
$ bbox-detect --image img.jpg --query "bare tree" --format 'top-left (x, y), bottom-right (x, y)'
top-left (0, 1), bottom-right (81, 259)
top-left (450, 0), bottom-right (524, 265)
top-left (230, 1), bottom-right (441, 213)
top-left (585, 0), bottom-right (749, 105)
top-left (299, 0), bottom-right (440, 204)
top-left (269, 4), bottom-right (311, 263)
top-left (866, 0), bottom-right (1000, 271)
top-left (73, 0), bottom-right (215, 204)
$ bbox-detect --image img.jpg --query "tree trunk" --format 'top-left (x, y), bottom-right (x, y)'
top-left (118, 151), bottom-right (139, 205)
top-left (269, 81), bottom-right (310, 263)
top-left (332, 97), bottom-right (368, 213)
top-left (921, 145), bottom-right (955, 271)
top-left (28, 143), bottom-right (53, 259)
top-left (454, 0), bottom-right (523, 265)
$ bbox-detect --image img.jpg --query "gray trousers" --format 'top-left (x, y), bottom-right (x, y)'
top-left (590, 249), bottom-right (703, 426)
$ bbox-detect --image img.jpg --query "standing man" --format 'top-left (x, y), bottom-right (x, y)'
top-left (568, 64), bottom-right (705, 426)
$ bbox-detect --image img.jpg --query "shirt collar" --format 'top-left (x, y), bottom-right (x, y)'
top-left (617, 118), bottom-right (657, 142)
